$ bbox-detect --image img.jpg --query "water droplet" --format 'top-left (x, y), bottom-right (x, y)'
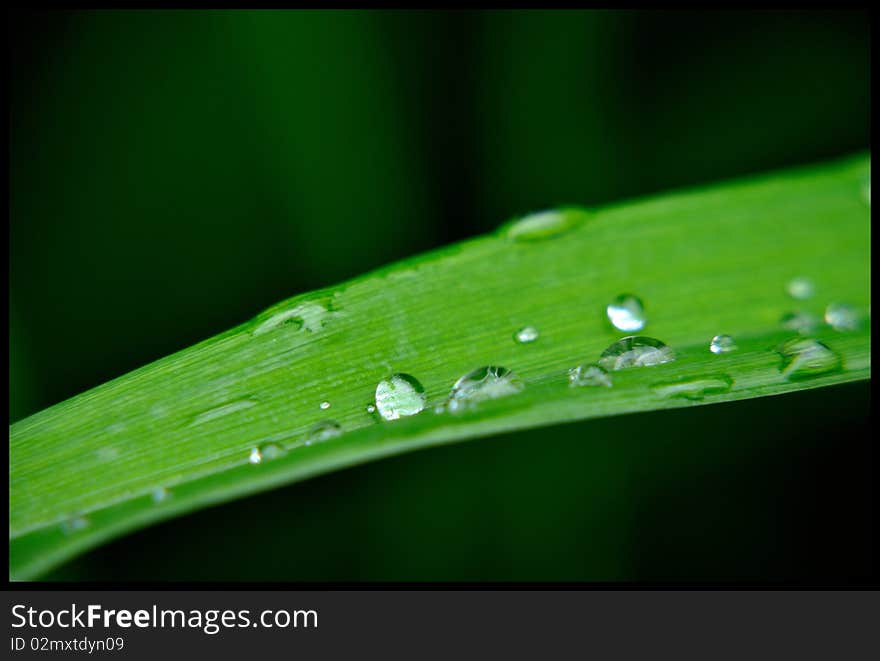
top-left (319, 401), bottom-right (331, 410)
top-left (606, 294), bottom-right (646, 332)
top-left (190, 399), bottom-right (258, 427)
top-left (778, 338), bottom-right (843, 380)
top-left (709, 334), bottom-right (737, 354)
top-left (568, 364), bottom-right (612, 388)
top-left (307, 420), bottom-right (342, 444)
top-left (780, 311), bottom-right (821, 335)
top-left (248, 447), bottom-right (263, 464)
top-left (366, 404), bottom-right (376, 414)
top-left (597, 336), bottom-right (675, 371)
top-left (652, 374), bottom-right (733, 400)
top-left (252, 300), bottom-right (335, 336)
top-left (514, 326), bottom-right (539, 344)
top-left (786, 276), bottom-right (815, 300)
top-left (447, 366), bottom-right (524, 410)
top-left (259, 443), bottom-right (287, 461)
top-left (862, 176), bottom-right (871, 206)
top-left (824, 302), bottom-right (861, 331)
top-left (375, 373), bottom-right (427, 421)
top-left (151, 487), bottom-right (170, 503)
top-left (502, 207), bottom-right (588, 241)
top-left (60, 515), bottom-right (89, 534)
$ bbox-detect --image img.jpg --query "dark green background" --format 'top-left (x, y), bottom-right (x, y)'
top-left (9, 10), bottom-right (872, 581)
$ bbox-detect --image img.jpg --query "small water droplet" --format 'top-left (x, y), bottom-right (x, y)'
top-left (251, 300), bottom-right (335, 336)
top-left (260, 443), bottom-right (287, 461)
top-left (503, 207), bottom-right (588, 241)
top-left (151, 487), bottom-right (170, 503)
top-left (786, 276), bottom-right (815, 300)
top-left (375, 373), bottom-right (427, 421)
top-left (248, 447), bottom-right (263, 464)
top-left (862, 176), bottom-right (871, 206)
top-left (307, 420), bottom-right (342, 444)
top-left (433, 403), bottom-right (447, 414)
top-left (778, 338), bottom-right (843, 380)
top-left (366, 404), bottom-right (376, 414)
top-left (606, 294), bottom-right (646, 332)
top-left (60, 515), bottom-right (89, 534)
top-left (652, 374), bottom-right (733, 400)
top-left (319, 401), bottom-right (331, 410)
top-left (514, 326), bottom-right (540, 344)
top-left (447, 366), bottom-right (524, 410)
top-left (780, 311), bottom-right (821, 335)
top-left (568, 364), bottom-right (612, 388)
top-left (190, 399), bottom-right (258, 427)
top-left (597, 336), bottom-right (675, 371)
top-left (824, 302), bottom-right (861, 331)
top-left (709, 334), bottom-right (737, 354)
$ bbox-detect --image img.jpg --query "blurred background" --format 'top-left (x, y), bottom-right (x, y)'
top-left (9, 10), bottom-right (872, 581)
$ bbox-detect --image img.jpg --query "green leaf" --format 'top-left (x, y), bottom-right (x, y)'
top-left (9, 153), bottom-right (871, 580)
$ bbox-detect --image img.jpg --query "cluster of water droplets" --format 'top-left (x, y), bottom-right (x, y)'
top-left (231, 206), bottom-right (866, 477)
top-left (772, 275), bottom-right (866, 379)
top-left (63, 192), bottom-right (870, 538)
top-left (234, 270), bottom-right (863, 475)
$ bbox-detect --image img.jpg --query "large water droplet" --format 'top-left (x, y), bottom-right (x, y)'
top-left (780, 311), bottom-right (820, 335)
top-left (652, 375), bottom-right (733, 400)
top-left (786, 276), bottom-right (815, 300)
top-left (709, 334), bottom-right (737, 354)
top-left (606, 294), bottom-right (646, 332)
top-left (307, 420), bottom-right (342, 444)
top-left (597, 336), bottom-right (675, 371)
top-left (502, 207), bottom-right (589, 241)
top-left (568, 364), bottom-right (612, 388)
top-left (824, 303), bottom-right (861, 331)
top-left (447, 366), bottom-right (524, 410)
top-left (375, 373), bottom-right (427, 421)
top-left (778, 338), bottom-right (842, 380)
top-left (514, 326), bottom-right (540, 344)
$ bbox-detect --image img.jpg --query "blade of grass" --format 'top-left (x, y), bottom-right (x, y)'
top-left (10, 153), bottom-right (871, 580)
